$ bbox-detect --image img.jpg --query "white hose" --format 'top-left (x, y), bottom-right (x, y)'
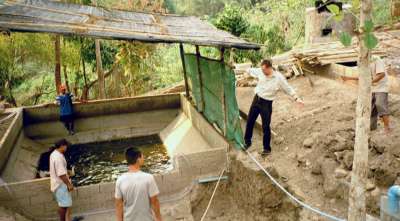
top-left (242, 146), bottom-right (346, 221)
top-left (199, 168), bottom-right (225, 221)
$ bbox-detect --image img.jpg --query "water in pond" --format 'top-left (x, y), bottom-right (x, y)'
top-left (66, 136), bottom-right (172, 186)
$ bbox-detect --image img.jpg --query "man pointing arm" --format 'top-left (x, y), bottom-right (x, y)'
top-left (244, 59), bottom-right (304, 156)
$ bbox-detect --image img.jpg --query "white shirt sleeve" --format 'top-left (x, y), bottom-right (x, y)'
top-left (374, 59), bottom-right (385, 75)
top-left (54, 156), bottom-right (67, 177)
top-left (277, 73), bottom-right (299, 100)
top-left (148, 175), bottom-right (160, 198)
top-left (115, 178), bottom-right (123, 199)
top-left (247, 68), bottom-right (263, 78)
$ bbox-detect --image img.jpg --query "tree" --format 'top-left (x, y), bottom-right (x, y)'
top-left (327, 1), bottom-right (379, 220)
top-left (348, 1), bottom-right (373, 220)
top-left (214, 5), bottom-right (248, 37)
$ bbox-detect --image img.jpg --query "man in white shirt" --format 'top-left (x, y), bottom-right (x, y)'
top-left (342, 56), bottom-right (392, 134)
top-left (50, 139), bottom-right (74, 221)
top-left (115, 148), bottom-right (162, 221)
top-left (244, 59), bottom-right (304, 156)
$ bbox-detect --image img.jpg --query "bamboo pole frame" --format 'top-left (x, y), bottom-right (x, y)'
top-left (195, 45), bottom-right (205, 112)
top-left (179, 43), bottom-right (190, 98)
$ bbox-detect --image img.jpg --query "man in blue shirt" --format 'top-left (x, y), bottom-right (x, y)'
top-left (56, 85), bottom-right (75, 135)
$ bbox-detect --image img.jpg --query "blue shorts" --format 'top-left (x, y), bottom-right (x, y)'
top-left (53, 184), bottom-right (72, 208)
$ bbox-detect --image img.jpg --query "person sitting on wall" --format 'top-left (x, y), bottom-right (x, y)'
top-left (115, 147), bottom-right (162, 221)
top-left (36, 146), bottom-right (55, 178)
top-left (50, 139), bottom-right (76, 221)
top-left (342, 55), bottom-right (392, 134)
top-left (244, 59), bottom-right (304, 156)
top-left (36, 146), bottom-right (75, 179)
top-left (55, 85), bottom-right (75, 135)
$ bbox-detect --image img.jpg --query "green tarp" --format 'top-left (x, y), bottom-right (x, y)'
top-left (184, 54), bottom-right (244, 149)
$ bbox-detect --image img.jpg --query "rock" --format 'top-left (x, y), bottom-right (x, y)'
top-left (274, 136), bottom-right (285, 145)
top-left (366, 187), bottom-right (381, 214)
top-left (302, 137), bottom-right (314, 148)
top-left (296, 152), bottom-right (308, 167)
top-left (394, 176), bottom-right (400, 185)
top-left (321, 159), bottom-right (347, 198)
top-left (343, 151), bottom-right (354, 170)
top-left (311, 162), bottom-right (322, 175)
top-left (369, 153), bottom-right (400, 186)
top-left (366, 180), bottom-right (376, 191)
top-left (334, 151), bottom-right (345, 162)
top-left (334, 168), bottom-right (348, 178)
top-left (340, 115), bottom-right (353, 121)
top-left (330, 135), bottom-right (348, 152)
top-left (370, 140), bottom-right (385, 154)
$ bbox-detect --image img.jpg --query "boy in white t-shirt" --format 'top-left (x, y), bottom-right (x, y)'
top-left (50, 139), bottom-right (74, 221)
top-left (115, 148), bottom-right (162, 221)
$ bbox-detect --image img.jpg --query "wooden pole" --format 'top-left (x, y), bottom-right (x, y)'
top-left (54, 35), bottom-right (61, 94)
top-left (179, 43), bottom-right (190, 98)
top-left (348, 1), bottom-right (372, 221)
top-left (95, 39), bottom-right (106, 99)
top-left (220, 47), bottom-right (227, 136)
top-left (195, 45), bottom-right (205, 112)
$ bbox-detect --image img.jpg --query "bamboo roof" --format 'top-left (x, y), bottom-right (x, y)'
top-left (0, 0), bottom-right (260, 50)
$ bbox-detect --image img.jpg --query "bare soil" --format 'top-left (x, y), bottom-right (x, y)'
top-left (236, 75), bottom-right (400, 220)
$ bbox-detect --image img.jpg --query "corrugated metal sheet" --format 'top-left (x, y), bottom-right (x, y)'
top-left (0, 0), bottom-right (260, 50)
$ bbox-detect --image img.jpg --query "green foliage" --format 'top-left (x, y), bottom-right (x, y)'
top-left (81, 39), bottom-right (118, 71)
top-left (364, 20), bottom-right (374, 32)
top-left (214, 5), bottom-right (249, 37)
top-left (363, 33), bottom-right (378, 49)
top-left (164, 0), bottom-right (177, 13)
top-left (327, 1), bottom-right (384, 50)
top-left (339, 32), bottom-right (352, 46)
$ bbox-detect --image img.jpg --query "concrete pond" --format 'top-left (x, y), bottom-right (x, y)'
top-left (0, 93), bottom-right (300, 221)
top-left (0, 94), bottom-right (230, 220)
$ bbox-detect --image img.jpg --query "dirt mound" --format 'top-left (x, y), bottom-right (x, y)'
top-left (190, 153), bottom-right (300, 221)
top-left (237, 76), bottom-right (400, 219)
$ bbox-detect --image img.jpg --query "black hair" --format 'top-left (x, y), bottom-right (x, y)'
top-left (125, 147), bottom-right (142, 165)
top-left (261, 59), bottom-right (272, 68)
top-left (54, 139), bottom-right (70, 148)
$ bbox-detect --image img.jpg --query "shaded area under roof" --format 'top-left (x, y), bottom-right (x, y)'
top-left (0, 0), bottom-right (260, 50)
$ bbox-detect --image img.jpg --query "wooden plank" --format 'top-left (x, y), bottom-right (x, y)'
top-left (195, 45), bottom-right (205, 112)
top-left (220, 47), bottom-right (227, 136)
top-left (179, 43), bottom-right (190, 98)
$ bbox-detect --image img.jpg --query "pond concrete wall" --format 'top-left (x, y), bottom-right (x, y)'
top-left (0, 93), bottom-right (229, 221)
top-left (0, 109), bottom-right (23, 173)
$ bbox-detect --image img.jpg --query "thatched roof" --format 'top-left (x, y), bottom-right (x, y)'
top-left (0, 0), bottom-right (260, 50)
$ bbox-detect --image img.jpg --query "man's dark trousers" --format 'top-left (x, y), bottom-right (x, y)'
top-left (244, 95), bottom-right (273, 152)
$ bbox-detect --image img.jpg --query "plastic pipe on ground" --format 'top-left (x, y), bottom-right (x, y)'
top-left (388, 185), bottom-right (400, 215)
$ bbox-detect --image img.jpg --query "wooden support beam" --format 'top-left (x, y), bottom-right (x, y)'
top-left (195, 45), bottom-right (205, 112)
top-left (220, 47), bottom-right (228, 136)
top-left (179, 43), bottom-right (190, 98)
